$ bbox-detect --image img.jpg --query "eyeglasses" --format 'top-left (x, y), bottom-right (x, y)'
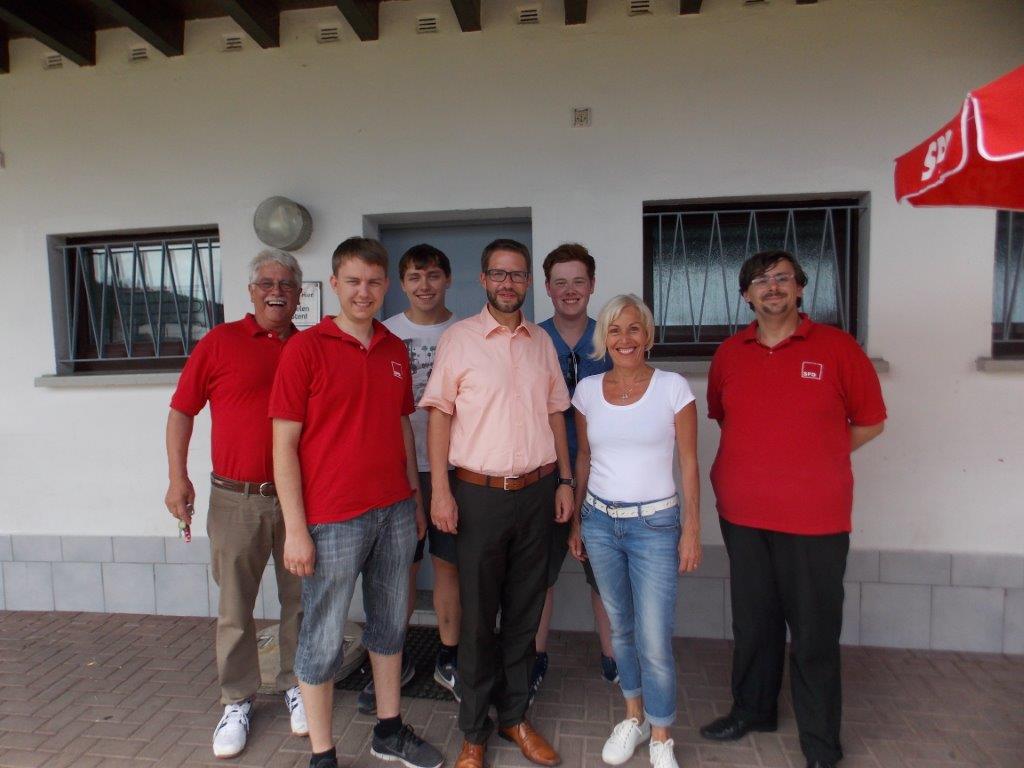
top-left (749, 273), bottom-right (796, 288)
top-left (252, 279), bottom-right (299, 292)
top-left (561, 350), bottom-right (579, 391)
top-left (485, 269), bottom-right (530, 284)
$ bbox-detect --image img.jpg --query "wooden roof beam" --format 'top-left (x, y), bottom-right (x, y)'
top-left (218, 0), bottom-right (279, 48)
top-left (335, 0), bottom-right (378, 42)
top-left (0, 1), bottom-right (95, 66)
top-left (89, 0), bottom-right (184, 57)
top-left (450, 0), bottom-right (481, 32)
top-left (564, 0), bottom-right (587, 25)
top-left (679, 0), bottom-right (702, 14)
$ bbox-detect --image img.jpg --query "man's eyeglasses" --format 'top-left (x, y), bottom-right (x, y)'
top-left (561, 350), bottom-right (580, 391)
top-left (485, 269), bottom-right (530, 284)
top-left (252, 279), bottom-right (299, 292)
top-left (749, 273), bottom-right (796, 288)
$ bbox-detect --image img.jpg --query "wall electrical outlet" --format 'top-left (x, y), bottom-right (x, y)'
top-left (573, 107), bottom-right (592, 128)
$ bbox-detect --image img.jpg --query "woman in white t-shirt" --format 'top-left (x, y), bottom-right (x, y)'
top-left (569, 294), bottom-right (701, 768)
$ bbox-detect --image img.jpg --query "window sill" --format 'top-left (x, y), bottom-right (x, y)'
top-left (976, 357), bottom-right (1024, 373)
top-left (653, 357), bottom-right (890, 376)
top-left (34, 372), bottom-right (181, 388)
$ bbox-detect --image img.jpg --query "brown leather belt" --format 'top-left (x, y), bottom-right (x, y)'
top-left (211, 473), bottom-right (277, 497)
top-left (454, 462), bottom-right (556, 492)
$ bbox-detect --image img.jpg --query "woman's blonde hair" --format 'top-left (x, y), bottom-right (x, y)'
top-left (591, 293), bottom-right (656, 360)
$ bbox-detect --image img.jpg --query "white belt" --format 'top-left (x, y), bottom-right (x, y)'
top-left (585, 492), bottom-right (678, 519)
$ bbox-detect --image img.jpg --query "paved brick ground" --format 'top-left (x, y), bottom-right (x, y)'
top-left (0, 611), bottom-right (1021, 768)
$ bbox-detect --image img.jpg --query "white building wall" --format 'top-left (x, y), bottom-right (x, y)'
top-left (0, 0), bottom-right (1022, 561)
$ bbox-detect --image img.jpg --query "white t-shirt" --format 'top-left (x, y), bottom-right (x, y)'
top-left (571, 368), bottom-right (695, 503)
top-left (383, 311), bottom-right (458, 472)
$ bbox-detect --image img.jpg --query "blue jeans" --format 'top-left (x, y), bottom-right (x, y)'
top-left (581, 494), bottom-right (680, 726)
top-left (294, 497), bottom-right (416, 685)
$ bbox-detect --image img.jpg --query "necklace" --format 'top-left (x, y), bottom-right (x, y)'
top-left (610, 370), bottom-right (652, 402)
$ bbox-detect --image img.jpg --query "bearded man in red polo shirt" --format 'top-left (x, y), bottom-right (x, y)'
top-left (699, 250), bottom-right (886, 768)
top-left (165, 248), bottom-right (307, 759)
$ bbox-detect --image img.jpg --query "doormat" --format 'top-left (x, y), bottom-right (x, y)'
top-left (335, 624), bottom-right (456, 702)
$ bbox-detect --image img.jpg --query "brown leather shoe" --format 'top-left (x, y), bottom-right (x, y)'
top-left (454, 740), bottom-right (485, 768)
top-left (498, 720), bottom-right (561, 766)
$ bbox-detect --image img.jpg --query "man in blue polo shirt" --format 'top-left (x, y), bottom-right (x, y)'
top-left (531, 243), bottom-right (617, 702)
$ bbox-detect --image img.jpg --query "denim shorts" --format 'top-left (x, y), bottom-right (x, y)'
top-left (294, 497), bottom-right (417, 685)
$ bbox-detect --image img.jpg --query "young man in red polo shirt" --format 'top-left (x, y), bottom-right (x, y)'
top-left (165, 248), bottom-right (307, 759)
top-left (270, 238), bottom-right (442, 768)
top-left (699, 250), bottom-right (886, 768)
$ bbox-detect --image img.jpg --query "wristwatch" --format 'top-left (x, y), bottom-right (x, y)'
top-left (557, 477), bottom-right (576, 489)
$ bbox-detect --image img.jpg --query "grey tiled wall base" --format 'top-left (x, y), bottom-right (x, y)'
top-left (2, 535), bottom-right (1023, 654)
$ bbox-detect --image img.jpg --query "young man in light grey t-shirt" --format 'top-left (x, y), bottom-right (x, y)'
top-left (351, 244), bottom-right (460, 713)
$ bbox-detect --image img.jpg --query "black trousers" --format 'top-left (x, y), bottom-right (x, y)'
top-left (720, 518), bottom-right (849, 765)
top-left (455, 474), bottom-right (554, 744)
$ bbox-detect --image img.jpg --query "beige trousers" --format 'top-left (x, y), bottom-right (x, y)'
top-left (207, 484), bottom-right (302, 704)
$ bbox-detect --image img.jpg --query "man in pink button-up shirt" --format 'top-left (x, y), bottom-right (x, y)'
top-left (421, 239), bottom-right (573, 768)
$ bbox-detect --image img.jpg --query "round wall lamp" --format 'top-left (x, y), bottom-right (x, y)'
top-left (253, 196), bottom-right (313, 251)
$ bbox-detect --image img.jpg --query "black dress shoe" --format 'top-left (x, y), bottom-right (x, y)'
top-left (699, 714), bottom-right (777, 741)
top-left (806, 761), bottom-right (836, 768)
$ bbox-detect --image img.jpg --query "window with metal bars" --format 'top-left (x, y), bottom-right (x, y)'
top-left (993, 210), bottom-right (1024, 359)
top-left (48, 229), bottom-right (223, 374)
top-left (642, 197), bottom-right (866, 358)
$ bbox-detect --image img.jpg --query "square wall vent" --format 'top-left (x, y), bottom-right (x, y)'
top-left (317, 24), bottom-right (341, 43)
top-left (628, 0), bottom-right (652, 15)
top-left (42, 53), bottom-right (63, 70)
top-left (517, 6), bottom-right (541, 24)
top-left (128, 45), bottom-right (150, 62)
top-left (416, 15), bottom-right (440, 33)
top-left (222, 33), bottom-right (244, 52)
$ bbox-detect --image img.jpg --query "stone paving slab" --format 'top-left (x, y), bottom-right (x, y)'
top-left (0, 611), bottom-right (1021, 767)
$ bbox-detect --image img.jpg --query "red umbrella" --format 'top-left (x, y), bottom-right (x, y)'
top-left (894, 64), bottom-right (1024, 210)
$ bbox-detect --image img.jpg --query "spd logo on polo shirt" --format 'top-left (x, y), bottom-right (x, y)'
top-left (391, 361), bottom-right (404, 379)
top-left (801, 361), bottom-right (824, 381)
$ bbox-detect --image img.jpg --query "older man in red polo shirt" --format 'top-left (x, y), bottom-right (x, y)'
top-left (699, 250), bottom-right (886, 768)
top-left (421, 238), bottom-right (574, 768)
top-left (165, 248), bottom-right (307, 759)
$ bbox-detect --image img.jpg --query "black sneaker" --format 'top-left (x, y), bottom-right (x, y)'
top-left (357, 654), bottom-right (417, 715)
top-left (433, 657), bottom-right (462, 702)
top-left (600, 653), bottom-right (619, 684)
top-left (370, 724), bottom-right (443, 768)
top-left (527, 651), bottom-right (549, 707)
top-left (309, 752), bottom-right (339, 768)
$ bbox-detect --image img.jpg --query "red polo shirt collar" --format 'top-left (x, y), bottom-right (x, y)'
top-left (241, 313), bottom-right (298, 338)
top-left (314, 316), bottom-right (390, 349)
top-left (739, 313), bottom-right (814, 348)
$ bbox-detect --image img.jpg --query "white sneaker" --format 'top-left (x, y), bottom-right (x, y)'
top-left (212, 699), bottom-right (253, 758)
top-left (649, 738), bottom-right (679, 768)
top-left (602, 717), bottom-right (651, 765)
top-left (284, 685), bottom-right (308, 736)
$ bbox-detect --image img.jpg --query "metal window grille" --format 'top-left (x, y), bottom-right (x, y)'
top-left (643, 199), bottom-right (865, 357)
top-left (993, 210), bottom-right (1024, 359)
top-left (55, 234), bottom-right (223, 373)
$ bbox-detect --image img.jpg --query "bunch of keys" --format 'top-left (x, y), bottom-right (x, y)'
top-left (178, 518), bottom-right (192, 543)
